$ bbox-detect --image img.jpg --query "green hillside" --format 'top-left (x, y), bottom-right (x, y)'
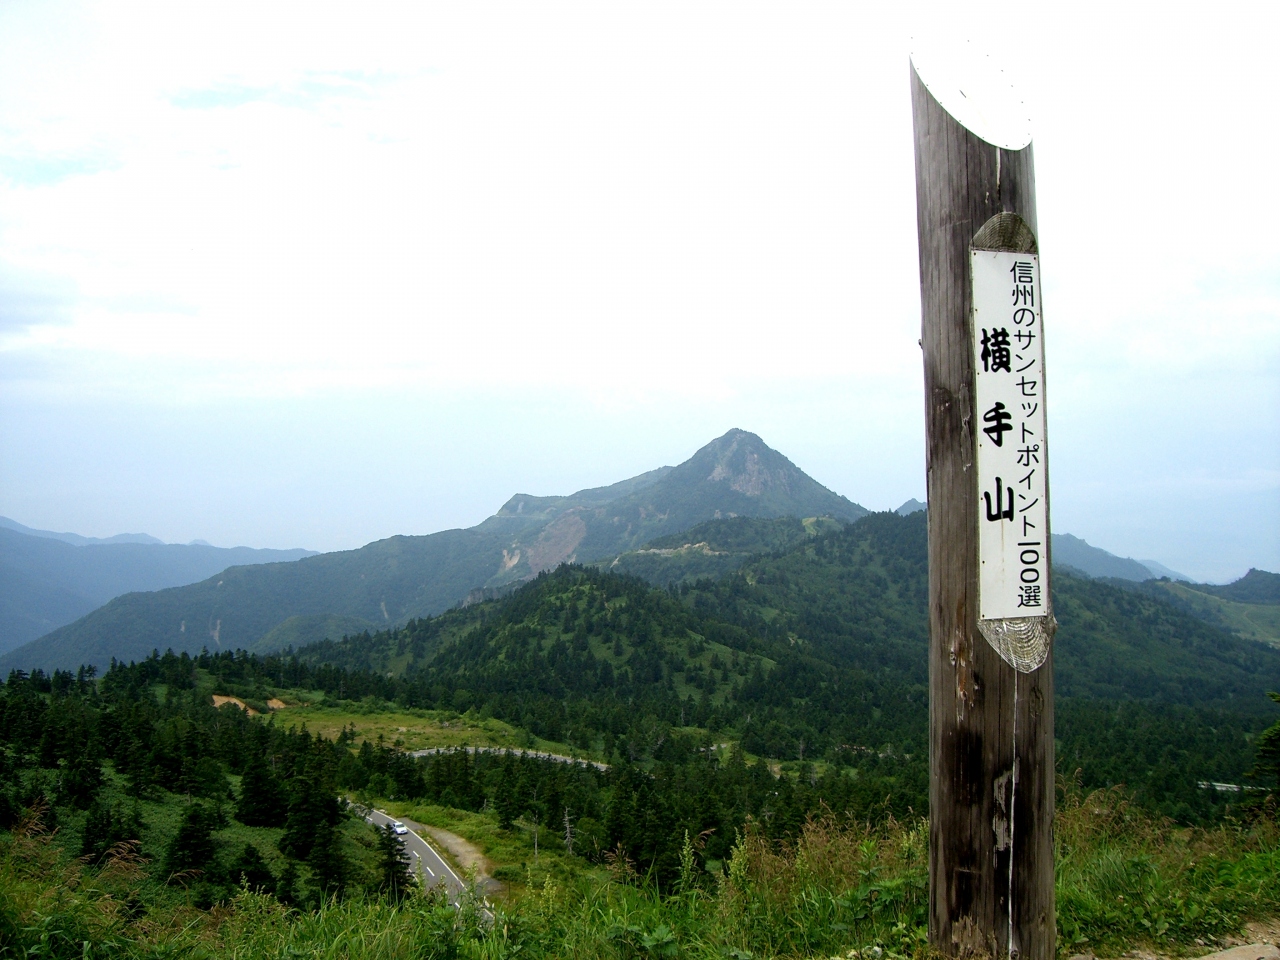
top-left (1194, 567), bottom-right (1280, 603)
top-left (290, 511), bottom-right (1280, 822)
top-left (1104, 572), bottom-right (1280, 650)
top-left (1156, 581), bottom-right (1280, 649)
top-left (0, 525), bottom-right (526, 674)
top-left (1, 430), bottom-right (867, 672)
top-left (5, 648), bottom-right (1280, 959)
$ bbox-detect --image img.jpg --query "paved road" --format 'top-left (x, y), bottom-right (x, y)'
top-left (410, 745), bottom-right (609, 771)
top-left (363, 807), bottom-right (467, 904)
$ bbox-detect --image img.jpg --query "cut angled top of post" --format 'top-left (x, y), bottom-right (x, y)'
top-left (909, 45), bottom-right (1032, 150)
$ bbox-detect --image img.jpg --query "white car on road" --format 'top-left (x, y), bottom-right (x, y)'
top-left (391, 820), bottom-right (408, 835)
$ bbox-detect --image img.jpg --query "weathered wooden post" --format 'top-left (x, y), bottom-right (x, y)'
top-left (911, 61), bottom-right (1056, 960)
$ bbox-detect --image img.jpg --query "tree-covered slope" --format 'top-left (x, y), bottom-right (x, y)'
top-left (284, 511), bottom-right (1280, 821)
top-left (4, 430), bottom-right (866, 672)
top-left (1049, 533), bottom-right (1160, 581)
top-left (1052, 574), bottom-right (1280, 705)
top-left (1195, 568), bottom-right (1280, 604)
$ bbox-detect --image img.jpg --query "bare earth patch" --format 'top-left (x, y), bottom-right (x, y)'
top-left (211, 695), bottom-right (258, 716)
top-left (404, 818), bottom-right (498, 891)
top-left (1244, 921), bottom-right (1280, 947)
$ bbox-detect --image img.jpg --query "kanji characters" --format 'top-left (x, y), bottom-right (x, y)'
top-left (981, 327), bottom-right (1012, 373)
top-left (982, 402), bottom-right (1013, 447)
top-left (984, 476), bottom-right (1014, 522)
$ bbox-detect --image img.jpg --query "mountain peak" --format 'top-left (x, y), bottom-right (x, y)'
top-left (682, 429), bottom-right (800, 498)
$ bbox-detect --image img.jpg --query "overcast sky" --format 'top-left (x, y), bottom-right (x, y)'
top-left (1, 2), bottom-right (1276, 582)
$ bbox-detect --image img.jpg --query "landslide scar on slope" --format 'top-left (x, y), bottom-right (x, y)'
top-left (524, 513), bottom-right (587, 575)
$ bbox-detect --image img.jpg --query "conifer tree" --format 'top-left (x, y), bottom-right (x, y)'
top-left (1251, 692), bottom-right (1280, 787)
top-left (495, 760), bottom-right (520, 829)
top-left (236, 753), bottom-right (286, 827)
top-left (163, 802), bottom-right (223, 884)
top-left (306, 822), bottom-right (346, 901)
top-left (275, 859), bottom-right (299, 905)
top-left (279, 771), bottom-right (340, 859)
top-left (230, 843), bottom-right (276, 892)
top-left (79, 799), bottom-right (145, 864)
top-left (58, 754), bottom-right (103, 810)
top-left (376, 823), bottom-right (414, 901)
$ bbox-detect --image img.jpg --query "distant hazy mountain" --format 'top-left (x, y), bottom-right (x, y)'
top-left (1138, 558), bottom-right (1192, 581)
top-left (0, 515), bottom-right (166, 546)
top-left (0, 527), bottom-right (316, 656)
top-left (1049, 533), bottom-right (1163, 582)
top-left (1, 430), bottom-right (869, 672)
top-left (889, 504), bottom-right (1189, 584)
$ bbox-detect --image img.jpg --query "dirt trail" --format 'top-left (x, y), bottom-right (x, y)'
top-left (403, 819), bottom-right (499, 893)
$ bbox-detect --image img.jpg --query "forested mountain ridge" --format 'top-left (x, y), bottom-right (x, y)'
top-left (1096, 568), bottom-right (1280, 650)
top-left (286, 511), bottom-right (1280, 820)
top-left (297, 511), bottom-right (1280, 722)
top-left (0, 430), bottom-right (868, 673)
top-left (594, 512), bottom-right (1206, 602)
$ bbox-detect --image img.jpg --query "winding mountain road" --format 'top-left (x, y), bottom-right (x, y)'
top-left (410, 745), bottom-right (609, 770)
top-left (362, 807), bottom-right (468, 904)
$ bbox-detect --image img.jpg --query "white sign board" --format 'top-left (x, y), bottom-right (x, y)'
top-left (971, 250), bottom-right (1049, 622)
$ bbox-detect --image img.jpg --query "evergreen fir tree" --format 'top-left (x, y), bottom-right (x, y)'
top-left (163, 802), bottom-right (223, 884)
top-left (275, 859), bottom-right (299, 906)
top-left (495, 759), bottom-right (520, 829)
top-left (236, 753), bottom-right (287, 827)
top-left (79, 799), bottom-right (145, 865)
top-left (230, 843), bottom-right (276, 892)
top-left (57, 754), bottom-right (103, 810)
top-left (1251, 692), bottom-right (1280, 788)
top-left (306, 822), bottom-right (346, 901)
top-left (376, 823), bottom-right (414, 901)
top-left (278, 779), bottom-right (330, 858)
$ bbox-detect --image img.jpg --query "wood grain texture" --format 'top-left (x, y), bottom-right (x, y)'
top-left (911, 64), bottom-right (1055, 960)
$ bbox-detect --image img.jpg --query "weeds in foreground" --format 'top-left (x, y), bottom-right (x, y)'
top-left (2, 782), bottom-right (1277, 959)
top-left (1056, 783), bottom-right (1280, 954)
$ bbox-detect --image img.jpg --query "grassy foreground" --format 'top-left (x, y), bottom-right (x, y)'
top-left (2, 784), bottom-right (1277, 959)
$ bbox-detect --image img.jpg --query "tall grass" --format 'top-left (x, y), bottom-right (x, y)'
top-left (1055, 785), bottom-right (1280, 954)
top-left (3, 783), bottom-right (1278, 959)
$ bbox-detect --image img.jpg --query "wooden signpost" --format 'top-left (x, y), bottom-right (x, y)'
top-left (911, 62), bottom-right (1056, 959)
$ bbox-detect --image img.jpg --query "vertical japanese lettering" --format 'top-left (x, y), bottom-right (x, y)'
top-left (972, 249), bottom-right (1049, 621)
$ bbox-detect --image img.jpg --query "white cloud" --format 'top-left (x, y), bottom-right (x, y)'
top-left (0, 1), bottom-right (1276, 575)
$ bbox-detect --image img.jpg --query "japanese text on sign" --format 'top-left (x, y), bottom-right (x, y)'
top-left (972, 250), bottom-right (1050, 621)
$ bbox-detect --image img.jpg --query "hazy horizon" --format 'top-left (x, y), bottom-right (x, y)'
top-left (2, 3), bottom-right (1276, 584)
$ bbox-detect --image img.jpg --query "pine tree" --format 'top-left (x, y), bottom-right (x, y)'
top-left (376, 823), bottom-right (414, 901)
top-left (163, 802), bottom-right (223, 884)
top-left (278, 774), bottom-right (340, 859)
top-left (306, 822), bottom-right (346, 901)
top-left (79, 799), bottom-right (145, 865)
top-left (1251, 692), bottom-right (1280, 787)
top-left (58, 754), bottom-right (103, 810)
top-left (230, 843), bottom-right (276, 892)
top-left (275, 859), bottom-right (299, 905)
top-left (495, 760), bottom-right (520, 829)
top-left (236, 753), bottom-right (287, 827)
